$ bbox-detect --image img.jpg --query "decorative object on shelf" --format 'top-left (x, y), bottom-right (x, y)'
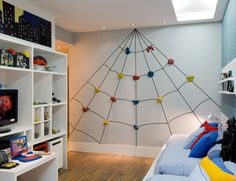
top-left (34, 56), bottom-right (47, 66)
top-left (52, 93), bottom-right (61, 103)
top-left (0, 49), bottom-right (14, 67)
top-left (0, 1), bottom-right (52, 47)
top-left (16, 52), bottom-right (29, 69)
top-left (52, 128), bottom-right (60, 134)
top-left (34, 116), bottom-right (40, 123)
top-left (44, 112), bottom-right (49, 120)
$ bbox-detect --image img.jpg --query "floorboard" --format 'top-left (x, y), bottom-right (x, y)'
top-left (59, 152), bottom-right (154, 181)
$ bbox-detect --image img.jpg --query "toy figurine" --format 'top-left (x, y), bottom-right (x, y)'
top-left (52, 93), bottom-right (61, 103)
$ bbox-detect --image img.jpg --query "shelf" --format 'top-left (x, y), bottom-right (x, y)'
top-left (33, 130), bottom-right (66, 145)
top-left (43, 119), bottom-right (51, 123)
top-left (0, 65), bottom-right (31, 72)
top-left (0, 127), bottom-right (31, 137)
top-left (33, 103), bottom-right (51, 108)
top-left (51, 102), bottom-right (67, 106)
top-left (33, 69), bottom-right (66, 76)
top-left (218, 77), bottom-right (234, 84)
top-left (34, 122), bottom-right (41, 125)
top-left (218, 91), bottom-right (235, 95)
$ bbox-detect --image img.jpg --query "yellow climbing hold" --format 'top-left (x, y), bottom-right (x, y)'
top-left (95, 87), bottom-right (100, 93)
top-left (103, 120), bottom-right (110, 126)
top-left (157, 96), bottom-right (163, 103)
top-left (117, 72), bottom-right (124, 79)
top-left (186, 76), bottom-right (195, 82)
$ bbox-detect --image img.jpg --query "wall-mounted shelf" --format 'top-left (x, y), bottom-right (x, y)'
top-left (218, 57), bottom-right (236, 95)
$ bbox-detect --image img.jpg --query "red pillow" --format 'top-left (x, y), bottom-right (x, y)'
top-left (190, 121), bottom-right (217, 149)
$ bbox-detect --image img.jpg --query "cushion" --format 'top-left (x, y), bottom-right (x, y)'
top-left (190, 121), bottom-right (218, 149)
top-left (207, 144), bottom-right (221, 159)
top-left (200, 157), bottom-right (236, 181)
top-left (189, 131), bottom-right (218, 158)
top-left (224, 161), bottom-right (236, 175)
top-left (189, 164), bottom-right (210, 181)
top-left (183, 127), bottom-right (205, 149)
top-left (211, 157), bottom-right (234, 175)
top-left (209, 122), bottom-right (218, 128)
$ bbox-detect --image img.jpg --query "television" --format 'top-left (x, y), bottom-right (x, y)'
top-left (0, 89), bottom-right (18, 133)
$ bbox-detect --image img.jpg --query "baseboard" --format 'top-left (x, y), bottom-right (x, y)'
top-left (68, 141), bottom-right (161, 158)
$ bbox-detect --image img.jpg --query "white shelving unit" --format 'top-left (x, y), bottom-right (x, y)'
top-left (0, 34), bottom-right (68, 169)
top-left (218, 57), bottom-right (236, 95)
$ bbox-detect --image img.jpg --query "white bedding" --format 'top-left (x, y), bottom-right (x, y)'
top-left (154, 134), bottom-right (200, 176)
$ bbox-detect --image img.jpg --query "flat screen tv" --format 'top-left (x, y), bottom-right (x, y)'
top-left (0, 89), bottom-right (18, 133)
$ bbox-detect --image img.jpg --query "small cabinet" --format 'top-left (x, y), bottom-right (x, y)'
top-left (48, 138), bottom-right (63, 169)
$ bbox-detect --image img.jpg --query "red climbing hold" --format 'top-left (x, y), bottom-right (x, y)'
top-left (111, 96), bottom-right (117, 102)
top-left (146, 45), bottom-right (154, 53)
top-left (167, 59), bottom-right (174, 65)
top-left (133, 75), bottom-right (140, 81)
top-left (82, 107), bottom-right (90, 112)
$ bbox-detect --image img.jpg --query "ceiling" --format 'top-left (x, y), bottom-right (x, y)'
top-left (25, 0), bottom-right (228, 33)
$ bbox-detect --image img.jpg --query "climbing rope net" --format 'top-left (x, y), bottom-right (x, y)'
top-left (69, 29), bottom-right (221, 145)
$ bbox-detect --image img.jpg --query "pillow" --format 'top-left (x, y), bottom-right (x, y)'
top-left (183, 127), bottom-right (205, 149)
top-left (224, 161), bottom-right (236, 175)
top-left (189, 131), bottom-right (218, 158)
top-left (209, 122), bottom-right (218, 128)
top-left (200, 157), bottom-right (236, 181)
top-left (207, 144), bottom-right (221, 159)
top-left (189, 164), bottom-right (210, 181)
top-left (211, 157), bottom-right (234, 175)
top-left (190, 121), bottom-right (218, 149)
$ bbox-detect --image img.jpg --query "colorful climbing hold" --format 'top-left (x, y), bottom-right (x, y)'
top-left (82, 107), bottom-right (90, 113)
top-left (133, 124), bottom-right (139, 130)
top-left (103, 120), bottom-right (110, 126)
top-left (186, 76), bottom-right (195, 82)
top-left (167, 59), bottom-right (174, 65)
top-left (157, 96), bottom-right (163, 103)
top-left (117, 72), bottom-right (124, 79)
top-left (146, 45), bottom-right (154, 53)
top-left (95, 87), bottom-right (100, 93)
top-left (133, 75), bottom-right (140, 81)
top-left (111, 96), bottom-right (117, 102)
top-left (148, 71), bottom-right (154, 78)
top-left (132, 100), bottom-right (140, 105)
top-left (125, 47), bottom-right (131, 55)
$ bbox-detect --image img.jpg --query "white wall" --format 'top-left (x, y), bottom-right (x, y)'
top-left (69, 23), bottom-right (222, 150)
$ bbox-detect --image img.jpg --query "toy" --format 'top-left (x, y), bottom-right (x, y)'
top-left (34, 116), bottom-right (40, 123)
top-left (0, 49), bottom-right (15, 66)
top-left (52, 93), bottom-right (61, 103)
top-left (34, 56), bottom-right (47, 66)
top-left (0, 151), bottom-right (19, 169)
top-left (52, 128), bottom-right (60, 134)
top-left (16, 52), bottom-right (29, 69)
top-left (44, 112), bottom-right (49, 120)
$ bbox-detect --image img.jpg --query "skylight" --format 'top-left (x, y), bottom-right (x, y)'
top-left (172, 0), bottom-right (218, 21)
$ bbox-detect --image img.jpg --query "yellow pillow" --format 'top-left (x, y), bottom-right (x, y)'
top-left (200, 157), bottom-right (236, 181)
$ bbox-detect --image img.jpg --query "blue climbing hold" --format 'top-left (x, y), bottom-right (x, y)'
top-left (148, 71), bottom-right (154, 77)
top-left (125, 47), bottom-right (131, 55)
top-left (132, 100), bottom-right (139, 105)
top-left (133, 124), bottom-right (139, 130)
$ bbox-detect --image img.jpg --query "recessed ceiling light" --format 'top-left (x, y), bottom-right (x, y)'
top-left (57, 46), bottom-right (61, 49)
top-left (132, 23), bottom-right (135, 27)
top-left (172, 0), bottom-right (218, 21)
top-left (163, 21), bottom-right (167, 24)
top-left (102, 26), bottom-right (106, 30)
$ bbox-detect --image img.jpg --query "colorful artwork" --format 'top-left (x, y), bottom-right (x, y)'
top-left (0, 0), bottom-right (51, 47)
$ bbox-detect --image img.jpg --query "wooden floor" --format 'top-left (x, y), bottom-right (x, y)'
top-left (59, 152), bottom-right (154, 181)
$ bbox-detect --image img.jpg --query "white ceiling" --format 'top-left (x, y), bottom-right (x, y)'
top-left (25, 0), bottom-right (228, 33)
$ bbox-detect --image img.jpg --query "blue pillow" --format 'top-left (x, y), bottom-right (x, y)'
top-left (209, 122), bottom-right (218, 128)
top-left (211, 157), bottom-right (234, 175)
top-left (189, 131), bottom-right (218, 158)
